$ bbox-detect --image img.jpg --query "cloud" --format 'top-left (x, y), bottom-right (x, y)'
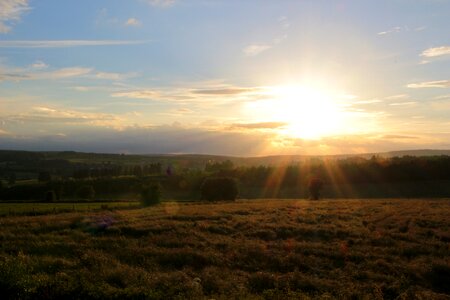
top-left (93, 71), bottom-right (136, 81)
top-left (0, 67), bottom-right (93, 81)
top-left (125, 18), bottom-right (141, 27)
top-left (30, 60), bottom-right (48, 69)
top-left (382, 135), bottom-right (418, 140)
top-left (385, 94), bottom-right (409, 100)
top-left (243, 44), bottom-right (272, 57)
top-left (5, 106), bottom-right (121, 126)
top-left (111, 84), bottom-right (266, 103)
top-left (146, 0), bottom-right (175, 7)
top-left (407, 80), bottom-right (450, 88)
top-left (389, 101), bottom-right (417, 106)
top-left (191, 87), bottom-right (260, 95)
top-left (0, 125), bottom-right (273, 156)
top-left (112, 90), bottom-right (162, 100)
top-left (243, 17), bottom-right (289, 57)
top-left (421, 46), bottom-right (450, 58)
top-left (2, 124), bottom-right (447, 156)
top-left (0, 40), bottom-right (147, 48)
top-left (0, 0), bottom-right (30, 33)
top-left (0, 63), bottom-right (133, 82)
top-left (377, 26), bottom-right (405, 35)
top-left (230, 122), bottom-right (288, 130)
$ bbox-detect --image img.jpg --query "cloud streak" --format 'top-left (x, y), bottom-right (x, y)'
top-left (146, 0), bottom-right (175, 7)
top-left (0, 0), bottom-right (30, 33)
top-left (230, 122), bottom-right (288, 130)
top-left (407, 80), bottom-right (450, 88)
top-left (0, 40), bottom-right (147, 48)
top-left (125, 18), bottom-right (141, 27)
top-left (243, 44), bottom-right (272, 57)
top-left (421, 46), bottom-right (450, 58)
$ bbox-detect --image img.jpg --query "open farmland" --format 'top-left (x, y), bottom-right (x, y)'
top-left (1, 199), bottom-right (449, 299)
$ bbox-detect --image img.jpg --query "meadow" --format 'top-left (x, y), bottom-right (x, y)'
top-left (0, 199), bottom-right (449, 299)
top-left (0, 202), bottom-right (140, 217)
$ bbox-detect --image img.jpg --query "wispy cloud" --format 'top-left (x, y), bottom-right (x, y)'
top-left (389, 101), bottom-right (417, 106)
top-left (6, 106), bottom-right (121, 127)
top-left (407, 80), bottom-right (450, 88)
top-left (230, 122), bottom-right (288, 130)
top-left (0, 67), bottom-right (93, 81)
top-left (191, 87), bottom-right (260, 95)
top-left (0, 40), bottom-right (147, 48)
top-left (421, 46), bottom-right (450, 58)
top-left (0, 61), bottom-right (136, 82)
top-left (146, 0), bottom-right (175, 7)
top-left (243, 44), bottom-right (272, 57)
top-left (30, 60), bottom-right (49, 69)
top-left (111, 84), bottom-right (266, 103)
top-left (243, 16), bottom-right (289, 57)
top-left (377, 26), bottom-right (406, 36)
top-left (385, 94), bottom-right (409, 100)
top-left (125, 18), bottom-right (141, 27)
top-left (0, 0), bottom-right (30, 33)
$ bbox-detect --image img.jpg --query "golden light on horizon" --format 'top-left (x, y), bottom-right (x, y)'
top-left (245, 85), bottom-right (348, 139)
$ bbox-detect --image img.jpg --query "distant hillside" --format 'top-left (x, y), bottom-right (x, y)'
top-left (1, 148), bottom-right (450, 168)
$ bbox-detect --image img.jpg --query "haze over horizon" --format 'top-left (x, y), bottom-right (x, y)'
top-left (1, 0), bottom-right (449, 156)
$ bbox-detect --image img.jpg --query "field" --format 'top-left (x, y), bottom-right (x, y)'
top-left (0, 202), bottom-right (140, 217)
top-left (1, 199), bottom-right (449, 299)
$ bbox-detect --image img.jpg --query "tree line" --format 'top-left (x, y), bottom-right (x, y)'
top-left (1, 155), bottom-right (450, 201)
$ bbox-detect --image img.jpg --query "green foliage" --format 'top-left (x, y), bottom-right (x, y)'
top-left (200, 177), bottom-right (238, 201)
top-left (76, 185), bottom-right (95, 200)
top-left (141, 182), bottom-right (161, 206)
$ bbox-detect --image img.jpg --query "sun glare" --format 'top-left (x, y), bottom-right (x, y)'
top-left (246, 85), bottom-right (346, 139)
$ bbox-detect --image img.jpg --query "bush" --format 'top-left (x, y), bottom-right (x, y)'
top-left (45, 190), bottom-right (57, 202)
top-left (200, 177), bottom-right (238, 201)
top-left (76, 185), bottom-right (95, 200)
top-left (308, 177), bottom-right (323, 200)
top-left (141, 182), bottom-right (161, 206)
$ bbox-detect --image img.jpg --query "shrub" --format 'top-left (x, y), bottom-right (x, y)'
top-left (45, 190), bottom-right (57, 202)
top-left (141, 182), bottom-right (161, 206)
top-left (200, 177), bottom-right (238, 201)
top-left (308, 177), bottom-right (323, 200)
top-left (76, 185), bottom-right (95, 200)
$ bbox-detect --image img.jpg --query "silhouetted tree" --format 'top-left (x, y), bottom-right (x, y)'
top-left (8, 173), bottom-right (16, 185)
top-left (308, 177), bottom-right (323, 200)
top-left (77, 185), bottom-right (95, 200)
top-left (38, 171), bottom-right (52, 182)
top-left (45, 190), bottom-right (56, 202)
top-left (141, 182), bottom-right (161, 206)
top-left (201, 177), bottom-right (238, 201)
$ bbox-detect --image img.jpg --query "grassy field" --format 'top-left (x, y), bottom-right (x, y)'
top-left (0, 199), bottom-right (449, 299)
top-left (0, 202), bottom-right (140, 217)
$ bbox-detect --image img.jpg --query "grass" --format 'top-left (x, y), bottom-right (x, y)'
top-left (0, 202), bottom-right (140, 216)
top-left (0, 199), bottom-right (449, 299)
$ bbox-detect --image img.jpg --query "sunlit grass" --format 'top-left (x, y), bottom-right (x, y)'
top-left (0, 199), bottom-right (449, 299)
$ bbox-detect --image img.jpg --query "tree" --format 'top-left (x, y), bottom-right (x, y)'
top-left (38, 171), bottom-right (52, 182)
top-left (77, 185), bottom-right (95, 200)
top-left (308, 177), bottom-right (323, 200)
top-left (201, 177), bottom-right (238, 201)
top-left (8, 173), bottom-right (16, 185)
top-left (141, 182), bottom-right (161, 206)
top-left (45, 190), bottom-right (57, 202)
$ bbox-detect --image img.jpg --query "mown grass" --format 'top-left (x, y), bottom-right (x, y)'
top-left (0, 202), bottom-right (140, 216)
top-left (0, 199), bottom-right (449, 299)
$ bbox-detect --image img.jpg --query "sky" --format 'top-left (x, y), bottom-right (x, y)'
top-left (0, 0), bottom-right (449, 156)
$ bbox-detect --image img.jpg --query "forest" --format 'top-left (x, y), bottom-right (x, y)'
top-left (1, 150), bottom-right (450, 201)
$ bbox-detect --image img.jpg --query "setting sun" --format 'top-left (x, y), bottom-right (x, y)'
top-left (245, 85), bottom-right (346, 139)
